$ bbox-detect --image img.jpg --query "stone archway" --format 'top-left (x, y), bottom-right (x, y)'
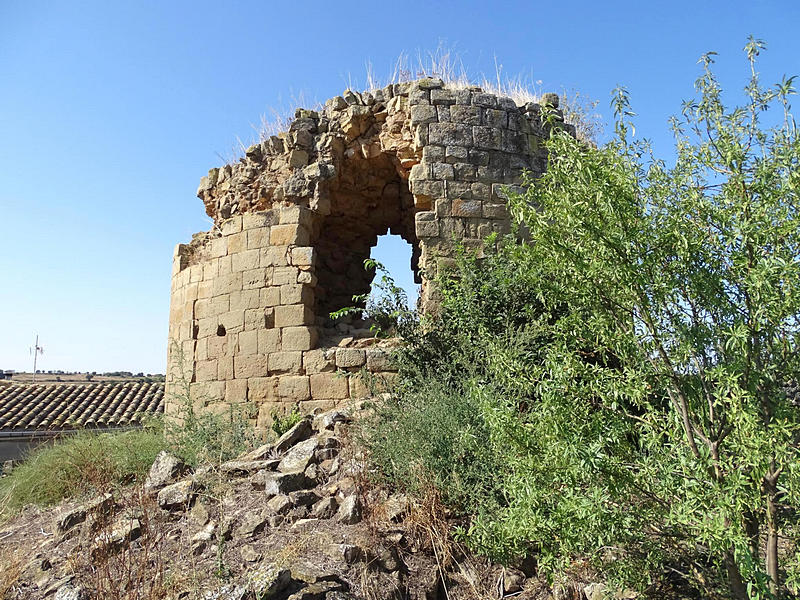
top-left (314, 148), bottom-right (420, 321)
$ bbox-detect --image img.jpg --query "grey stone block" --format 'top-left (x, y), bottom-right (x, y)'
top-left (473, 126), bottom-right (502, 150)
top-left (429, 123), bottom-right (472, 146)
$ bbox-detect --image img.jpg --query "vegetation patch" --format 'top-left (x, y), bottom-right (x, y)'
top-left (361, 39), bottom-right (800, 599)
top-left (0, 427), bottom-right (164, 515)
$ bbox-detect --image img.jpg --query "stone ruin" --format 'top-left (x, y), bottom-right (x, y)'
top-left (166, 78), bottom-right (574, 431)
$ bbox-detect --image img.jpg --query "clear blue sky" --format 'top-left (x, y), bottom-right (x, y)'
top-left (1, 0), bottom-right (797, 374)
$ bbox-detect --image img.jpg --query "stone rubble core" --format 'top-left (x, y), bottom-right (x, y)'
top-left (167, 79), bottom-right (574, 427)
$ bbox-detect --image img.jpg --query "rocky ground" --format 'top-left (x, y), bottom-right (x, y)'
top-left (0, 404), bottom-right (598, 600)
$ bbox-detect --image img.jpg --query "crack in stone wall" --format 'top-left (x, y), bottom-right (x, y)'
top-left (167, 78), bottom-right (574, 430)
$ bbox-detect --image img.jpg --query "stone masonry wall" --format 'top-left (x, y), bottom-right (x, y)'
top-left (167, 78), bottom-right (573, 432)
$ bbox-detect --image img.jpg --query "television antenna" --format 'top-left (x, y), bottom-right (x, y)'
top-left (29, 335), bottom-right (44, 383)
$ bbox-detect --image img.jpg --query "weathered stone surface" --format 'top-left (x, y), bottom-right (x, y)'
top-left (91, 516), bottom-right (142, 558)
top-left (236, 511), bottom-right (267, 538)
top-left (274, 417), bottom-right (313, 453)
top-left (311, 496), bottom-right (338, 519)
top-left (240, 544), bottom-right (262, 562)
top-left (247, 565), bottom-right (291, 599)
top-left (336, 495), bottom-right (362, 525)
top-left (220, 459), bottom-right (280, 476)
top-left (64, 493), bottom-right (114, 535)
top-left (312, 409), bottom-right (349, 431)
top-left (278, 437), bottom-right (319, 473)
top-left (157, 479), bottom-right (197, 510)
top-left (252, 470), bottom-right (310, 496)
top-left (334, 348), bottom-right (365, 368)
top-left (54, 584), bottom-right (84, 600)
top-left (144, 451), bottom-right (186, 491)
top-left (267, 494), bottom-right (293, 515)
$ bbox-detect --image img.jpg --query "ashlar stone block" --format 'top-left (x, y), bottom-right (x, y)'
top-left (310, 373), bottom-right (349, 400)
top-left (268, 351), bottom-right (303, 374)
top-left (270, 224), bottom-right (310, 246)
top-left (260, 286), bottom-right (281, 307)
top-left (238, 330), bottom-right (258, 356)
top-left (232, 249), bottom-right (260, 272)
top-left (335, 348), bottom-right (366, 368)
top-left (234, 354), bottom-right (268, 379)
top-left (303, 349), bottom-right (336, 374)
top-left (275, 304), bottom-right (314, 328)
top-left (248, 377), bottom-right (278, 402)
top-left (280, 283), bottom-right (313, 305)
top-left (277, 375), bottom-right (311, 402)
top-left (258, 328), bottom-right (281, 354)
top-left (429, 123), bottom-right (472, 146)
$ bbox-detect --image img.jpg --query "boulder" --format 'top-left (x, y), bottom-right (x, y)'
top-left (251, 470), bottom-right (310, 496)
top-left (247, 565), bottom-right (291, 598)
top-left (240, 442), bottom-right (274, 461)
top-left (240, 544), bottom-right (262, 563)
top-left (336, 495), bottom-right (362, 525)
top-left (312, 410), bottom-right (349, 431)
top-left (157, 479), bottom-right (197, 511)
top-left (54, 584), bottom-right (84, 600)
top-left (289, 490), bottom-right (319, 508)
top-left (267, 494), bottom-right (293, 515)
top-left (237, 511), bottom-right (268, 538)
top-left (220, 459), bottom-right (280, 477)
top-left (91, 516), bottom-right (141, 558)
top-left (55, 493), bottom-right (114, 535)
top-left (144, 451), bottom-right (186, 491)
top-left (287, 580), bottom-right (343, 600)
top-left (310, 497), bottom-right (338, 519)
top-left (274, 418), bottom-right (313, 453)
top-left (278, 438), bottom-right (319, 473)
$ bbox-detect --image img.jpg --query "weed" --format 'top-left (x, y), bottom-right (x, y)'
top-left (87, 486), bottom-right (169, 600)
top-left (270, 406), bottom-right (302, 437)
top-left (0, 551), bottom-right (21, 598)
top-left (164, 341), bottom-right (260, 466)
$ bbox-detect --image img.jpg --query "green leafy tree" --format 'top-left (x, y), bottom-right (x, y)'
top-left (507, 37), bottom-right (800, 598)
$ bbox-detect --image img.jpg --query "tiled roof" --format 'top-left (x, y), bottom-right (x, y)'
top-left (0, 382), bottom-right (164, 432)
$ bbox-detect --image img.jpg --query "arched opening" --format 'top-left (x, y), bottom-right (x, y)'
top-left (314, 151), bottom-right (421, 333)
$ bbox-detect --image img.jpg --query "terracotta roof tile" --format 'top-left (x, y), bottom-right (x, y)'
top-left (0, 382), bottom-right (164, 431)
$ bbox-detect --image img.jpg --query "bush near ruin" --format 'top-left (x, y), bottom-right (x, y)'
top-left (363, 40), bottom-right (800, 599)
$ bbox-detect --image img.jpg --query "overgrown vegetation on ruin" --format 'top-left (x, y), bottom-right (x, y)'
top-left (362, 39), bottom-right (800, 599)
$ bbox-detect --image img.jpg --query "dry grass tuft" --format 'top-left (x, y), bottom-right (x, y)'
top-left (85, 486), bottom-right (170, 600)
top-left (0, 552), bottom-right (22, 598)
top-left (223, 45), bottom-right (602, 163)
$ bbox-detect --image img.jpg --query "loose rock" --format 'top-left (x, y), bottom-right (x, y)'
top-left (144, 451), bottom-right (186, 491)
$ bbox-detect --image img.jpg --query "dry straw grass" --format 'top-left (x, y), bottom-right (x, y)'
top-left (223, 46), bottom-right (602, 162)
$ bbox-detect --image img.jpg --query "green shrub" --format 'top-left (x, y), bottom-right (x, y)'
top-left (164, 343), bottom-right (260, 467)
top-left (162, 400), bottom-right (259, 467)
top-left (362, 39), bottom-right (800, 599)
top-left (270, 407), bottom-right (302, 437)
top-left (0, 425), bottom-right (164, 515)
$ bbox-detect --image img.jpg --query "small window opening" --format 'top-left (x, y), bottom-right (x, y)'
top-left (216, 324), bottom-right (226, 336)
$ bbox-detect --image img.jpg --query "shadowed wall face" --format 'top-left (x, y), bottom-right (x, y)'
top-left (167, 79), bottom-right (571, 431)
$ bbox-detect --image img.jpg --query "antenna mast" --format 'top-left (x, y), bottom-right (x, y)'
top-left (30, 335), bottom-right (44, 383)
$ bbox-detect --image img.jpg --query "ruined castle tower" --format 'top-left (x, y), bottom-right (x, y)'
top-left (166, 78), bottom-right (573, 430)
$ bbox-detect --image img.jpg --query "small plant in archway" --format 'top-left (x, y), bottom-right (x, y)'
top-left (330, 258), bottom-right (417, 337)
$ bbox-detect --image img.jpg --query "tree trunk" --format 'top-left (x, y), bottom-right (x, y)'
top-left (765, 472), bottom-right (781, 598)
top-left (725, 549), bottom-right (748, 600)
top-left (744, 511), bottom-right (760, 560)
